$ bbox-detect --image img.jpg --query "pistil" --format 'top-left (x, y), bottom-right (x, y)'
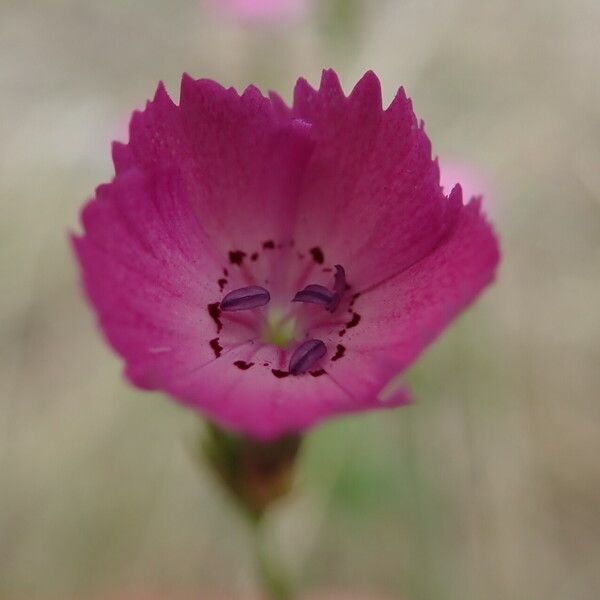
top-left (262, 309), bottom-right (298, 349)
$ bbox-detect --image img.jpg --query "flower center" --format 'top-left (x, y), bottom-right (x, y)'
top-left (262, 308), bottom-right (298, 349)
top-left (212, 244), bottom-right (359, 376)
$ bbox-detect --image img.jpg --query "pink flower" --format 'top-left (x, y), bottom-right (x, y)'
top-left (205, 0), bottom-right (310, 23)
top-left (73, 70), bottom-right (499, 440)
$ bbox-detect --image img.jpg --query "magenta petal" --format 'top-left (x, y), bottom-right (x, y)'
top-left (177, 77), bottom-right (314, 250)
top-left (123, 78), bottom-right (314, 256)
top-left (344, 192), bottom-right (500, 368)
top-left (73, 166), bottom-right (229, 390)
top-left (292, 70), bottom-right (454, 291)
top-left (164, 342), bottom-right (408, 440)
top-left (111, 141), bottom-right (135, 174)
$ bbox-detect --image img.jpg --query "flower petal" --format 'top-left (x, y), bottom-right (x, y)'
top-left (177, 77), bottom-right (314, 250)
top-left (123, 78), bottom-right (316, 302)
top-left (337, 191), bottom-right (500, 368)
top-left (73, 168), bottom-right (251, 390)
top-left (292, 70), bottom-right (454, 291)
top-left (162, 342), bottom-right (408, 440)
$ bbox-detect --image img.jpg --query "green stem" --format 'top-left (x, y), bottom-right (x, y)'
top-left (252, 518), bottom-right (294, 600)
top-left (199, 422), bottom-right (301, 599)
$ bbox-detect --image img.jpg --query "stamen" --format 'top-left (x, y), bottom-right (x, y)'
top-left (328, 264), bottom-right (347, 313)
top-left (292, 264), bottom-right (348, 313)
top-left (292, 284), bottom-right (333, 307)
top-left (333, 265), bottom-right (346, 295)
top-left (220, 286), bottom-right (271, 312)
top-left (289, 339), bottom-right (327, 375)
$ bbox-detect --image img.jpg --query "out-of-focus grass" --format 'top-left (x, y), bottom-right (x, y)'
top-left (1, 1), bottom-right (599, 599)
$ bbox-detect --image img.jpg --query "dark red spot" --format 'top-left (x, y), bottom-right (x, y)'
top-left (332, 344), bottom-right (346, 361)
top-left (339, 329), bottom-right (346, 337)
top-left (229, 250), bottom-right (246, 265)
top-left (310, 247), bottom-right (324, 264)
top-left (263, 363), bottom-right (270, 367)
top-left (349, 292), bottom-right (361, 307)
top-left (250, 252), bottom-right (259, 261)
top-left (323, 267), bottom-right (332, 273)
top-left (208, 303), bottom-right (222, 333)
top-left (234, 360), bottom-right (254, 370)
top-left (209, 338), bottom-right (222, 358)
top-left (272, 369), bottom-right (289, 378)
top-left (297, 252), bottom-right (305, 259)
top-left (262, 240), bottom-right (275, 249)
top-left (217, 278), bottom-right (227, 291)
top-left (346, 312), bottom-right (361, 329)
top-left (223, 268), bottom-right (229, 277)
top-left (310, 369), bottom-right (326, 377)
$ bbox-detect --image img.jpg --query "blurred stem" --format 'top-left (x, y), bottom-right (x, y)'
top-left (252, 517), bottom-right (294, 600)
top-left (402, 410), bottom-right (433, 600)
top-left (199, 421), bottom-right (301, 599)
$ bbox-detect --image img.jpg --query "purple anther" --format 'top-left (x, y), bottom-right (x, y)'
top-left (220, 286), bottom-right (270, 312)
top-left (292, 284), bottom-right (334, 307)
top-left (292, 264), bottom-right (348, 313)
top-left (289, 339), bottom-right (327, 376)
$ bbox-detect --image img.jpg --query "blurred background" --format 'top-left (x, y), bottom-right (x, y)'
top-left (1, 0), bottom-right (599, 598)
